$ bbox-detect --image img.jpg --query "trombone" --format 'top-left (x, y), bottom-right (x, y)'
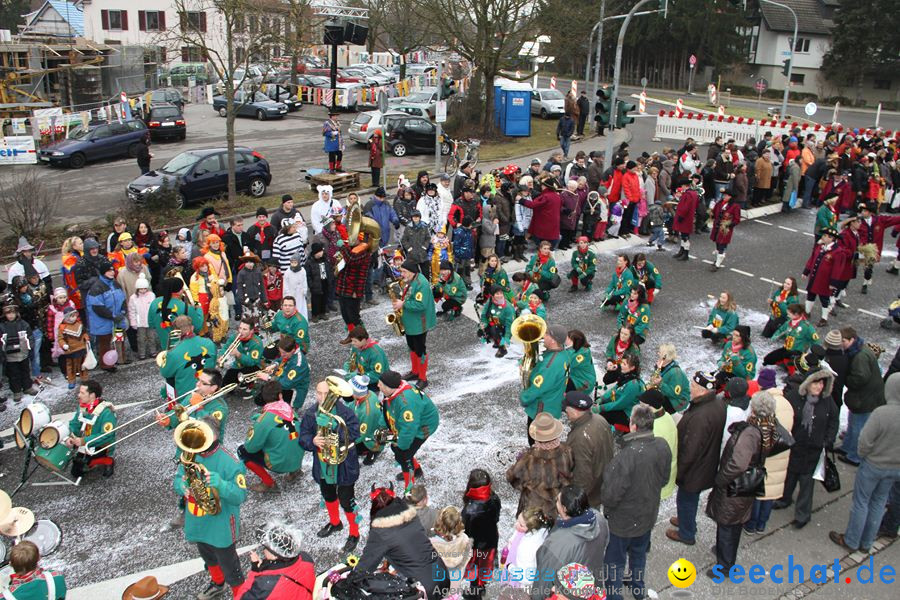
top-left (216, 334), bottom-right (243, 369)
top-left (237, 362), bottom-right (278, 384)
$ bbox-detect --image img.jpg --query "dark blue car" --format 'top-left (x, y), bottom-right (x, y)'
top-left (126, 147), bottom-right (271, 208)
top-left (38, 120), bottom-right (148, 168)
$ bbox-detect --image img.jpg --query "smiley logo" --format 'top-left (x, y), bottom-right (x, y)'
top-left (668, 558), bottom-right (697, 588)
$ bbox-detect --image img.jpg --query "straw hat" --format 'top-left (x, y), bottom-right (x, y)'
top-left (528, 412), bottom-right (563, 443)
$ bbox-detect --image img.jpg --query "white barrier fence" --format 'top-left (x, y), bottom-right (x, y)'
top-left (654, 113), bottom-right (833, 145)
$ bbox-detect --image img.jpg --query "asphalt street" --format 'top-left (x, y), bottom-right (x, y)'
top-left (0, 200), bottom-right (896, 599)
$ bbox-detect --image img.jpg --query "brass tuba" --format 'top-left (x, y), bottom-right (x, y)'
top-left (512, 313), bottom-right (547, 389)
top-left (317, 376), bottom-right (353, 465)
top-left (335, 203), bottom-right (383, 276)
top-left (174, 418), bottom-right (221, 515)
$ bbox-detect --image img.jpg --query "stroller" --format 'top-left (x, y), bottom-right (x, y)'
top-left (379, 245), bottom-right (404, 293)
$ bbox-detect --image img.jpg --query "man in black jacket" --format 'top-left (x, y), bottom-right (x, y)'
top-left (576, 91), bottom-right (590, 137)
top-left (602, 403), bottom-right (670, 600)
top-left (222, 218), bottom-right (250, 272)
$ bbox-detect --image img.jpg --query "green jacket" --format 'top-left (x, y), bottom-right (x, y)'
top-left (566, 347), bottom-right (597, 392)
top-left (343, 340), bottom-right (389, 386)
top-left (658, 361), bottom-right (690, 412)
top-left (717, 342), bottom-right (757, 380)
top-left (604, 268), bottom-right (636, 298)
top-left (353, 391), bottom-right (388, 451)
top-left (814, 205), bottom-right (837, 236)
top-left (69, 402), bottom-right (117, 456)
top-left (605, 336), bottom-right (641, 362)
top-left (383, 383), bottom-right (440, 450)
top-left (174, 444), bottom-right (247, 548)
top-left (595, 375), bottom-right (645, 416)
top-left (272, 310), bottom-right (309, 354)
top-left (768, 289), bottom-right (798, 320)
top-left (275, 352), bottom-right (310, 397)
top-left (520, 348), bottom-right (569, 419)
top-left (481, 267), bottom-right (513, 301)
top-left (631, 262), bottom-right (662, 290)
top-left (222, 333), bottom-right (264, 369)
top-left (159, 336), bottom-right (218, 399)
top-left (516, 300), bottom-right (547, 320)
top-left (525, 254), bottom-right (558, 286)
top-left (434, 271), bottom-right (469, 305)
top-left (7, 571), bottom-right (66, 600)
top-left (617, 301), bottom-right (651, 338)
top-left (707, 307), bottom-right (738, 338)
top-left (244, 404), bottom-right (302, 473)
top-left (479, 299), bottom-right (515, 346)
top-left (773, 318), bottom-right (819, 354)
top-left (569, 249), bottom-right (597, 278)
top-left (400, 273), bottom-right (437, 336)
top-left (192, 397), bottom-right (229, 442)
top-left (148, 296), bottom-right (204, 348)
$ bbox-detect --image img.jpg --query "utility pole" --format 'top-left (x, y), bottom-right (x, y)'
top-left (754, 0), bottom-right (796, 119)
top-left (591, 0), bottom-right (607, 103)
top-left (434, 59), bottom-right (443, 173)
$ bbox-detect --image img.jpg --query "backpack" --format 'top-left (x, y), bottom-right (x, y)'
top-left (329, 571), bottom-right (422, 600)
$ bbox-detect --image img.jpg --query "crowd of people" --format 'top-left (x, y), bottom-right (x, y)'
top-left (1, 121), bottom-right (899, 600)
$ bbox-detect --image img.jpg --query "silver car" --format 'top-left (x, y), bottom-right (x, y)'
top-left (348, 110), bottom-right (408, 144)
top-left (530, 88), bottom-right (566, 119)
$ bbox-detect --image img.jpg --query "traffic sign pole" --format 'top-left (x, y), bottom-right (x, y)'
top-left (687, 54), bottom-right (696, 95)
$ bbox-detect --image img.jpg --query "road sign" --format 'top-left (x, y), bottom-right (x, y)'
top-left (717, 105), bottom-right (725, 117)
top-left (804, 102), bottom-right (818, 116)
top-left (435, 100), bottom-right (447, 123)
top-left (689, 54), bottom-right (697, 66)
top-left (754, 78), bottom-right (769, 93)
top-left (377, 91), bottom-right (389, 113)
top-left (640, 77), bottom-right (648, 88)
top-left (571, 79), bottom-right (577, 94)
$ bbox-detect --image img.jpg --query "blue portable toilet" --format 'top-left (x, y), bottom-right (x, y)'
top-left (493, 78), bottom-right (508, 127)
top-left (500, 81), bottom-right (532, 137)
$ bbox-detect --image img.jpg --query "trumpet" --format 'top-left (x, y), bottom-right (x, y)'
top-left (216, 335), bottom-right (242, 370)
top-left (260, 310), bottom-right (276, 331)
top-left (237, 362), bottom-right (277, 384)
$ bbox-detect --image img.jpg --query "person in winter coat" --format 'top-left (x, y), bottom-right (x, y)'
top-left (732, 163), bottom-right (749, 209)
top-left (556, 113), bottom-right (575, 159)
top-left (417, 183), bottom-right (446, 236)
top-left (822, 329), bottom-right (849, 408)
top-left (461, 468), bottom-right (501, 596)
top-left (126, 274), bottom-right (156, 360)
top-left (402, 211), bottom-right (433, 279)
top-left (73, 238), bottom-right (104, 318)
top-left (117, 252), bottom-right (151, 354)
top-left (247, 208), bottom-right (277, 262)
top-left (500, 506), bottom-right (551, 593)
top-left (234, 253), bottom-right (265, 318)
top-left (840, 326), bottom-right (885, 465)
top-left (667, 371), bottom-right (727, 545)
top-left (558, 180), bottom-right (580, 250)
top-left (531, 485), bottom-right (608, 600)
top-left (394, 186), bottom-right (418, 227)
top-left (720, 377), bottom-right (752, 453)
top-left (283, 253), bottom-right (309, 320)
top-left (56, 307), bottom-right (89, 389)
top-left (658, 159), bottom-right (675, 200)
top-left (752, 152), bottom-right (774, 207)
top-left (562, 391), bottom-right (614, 509)
top-left (575, 92), bottom-right (590, 137)
top-left (672, 182), bottom-right (699, 260)
top-left (46, 287), bottom-right (76, 364)
top-left (745, 383), bottom-right (795, 533)
top-left (1, 303), bottom-right (36, 402)
top-left (234, 521), bottom-right (315, 600)
top-left (781, 156), bottom-right (802, 212)
top-left (363, 188), bottom-right (401, 248)
top-left (638, 389), bottom-right (678, 500)
top-left (85, 258), bottom-right (126, 372)
top-left (507, 413), bottom-right (575, 521)
top-left (602, 403), bottom-right (671, 600)
top-left (774, 368), bottom-right (838, 528)
top-left (520, 178), bottom-right (562, 248)
top-left (136, 133), bottom-right (152, 174)
top-left (707, 393), bottom-right (776, 576)
top-left (304, 243), bottom-right (331, 322)
top-left (429, 507), bottom-right (472, 595)
top-left (355, 487), bottom-right (450, 600)
top-left (368, 130), bottom-right (384, 187)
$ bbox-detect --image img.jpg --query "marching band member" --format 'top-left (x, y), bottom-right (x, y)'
top-left (432, 261), bottom-right (468, 320)
top-left (763, 277), bottom-right (799, 338)
top-left (343, 325), bottom-right (389, 389)
top-left (855, 201), bottom-right (900, 293)
top-left (220, 317), bottom-right (264, 391)
top-left (834, 217), bottom-right (861, 309)
top-left (173, 416), bottom-right (247, 599)
top-left (376, 370), bottom-right (440, 490)
top-left (715, 325), bottom-right (757, 387)
top-left (394, 260), bottom-right (437, 389)
top-left (594, 354), bottom-right (645, 432)
top-left (255, 336), bottom-right (309, 410)
top-left (709, 187), bottom-right (741, 271)
top-left (147, 276), bottom-right (203, 349)
top-left (477, 254), bottom-right (513, 308)
top-left (763, 303), bottom-right (820, 371)
top-left (524, 240), bottom-right (558, 301)
top-left (189, 256), bottom-right (228, 342)
top-left (565, 329), bottom-right (596, 393)
top-left (159, 315), bottom-right (217, 402)
top-left (299, 379), bottom-right (362, 552)
top-left (349, 375), bottom-right (387, 466)
top-left (66, 380), bottom-right (117, 478)
top-left (604, 325), bottom-right (640, 385)
top-left (801, 228), bottom-right (841, 326)
top-left (520, 325), bottom-right (570, 444)
top-left (567, 236), bottom-right (597, 292)
top-left (238, 380), bottom-right (302, 493)
top-left (478, 286), bottom-right (515, 358)
top-left (631, 252), bottom-right (662, 303)
top-left (270, 296), bottom-right (309, 354)
top-left (156, 369), bottom-right (229, 442)
top-left (602, 254), bottom-right (636, 310)
top-left (650, 344), bottom-right (690, 413)
top-left (516, 290), bottom-right (547, 319)
top-left (672, 182), bottom-right (700, 261)
top-left (617, 285), bottom-right (651, 345)
top-left (6, 541), bottom-right (66, 600)
top-left (814, 193), bottom-right (840, 240)
top-left (701, 290), bottom-right (739, 345)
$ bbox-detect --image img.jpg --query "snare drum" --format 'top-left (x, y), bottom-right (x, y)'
top-left (22, 519), bottom-right (62, 557)
top-left (38, 421), bottom-right (70, 449)
top-left (15, 402), bottom-right (51, 448)
top-left (33, 445), bottom-right (74, 474)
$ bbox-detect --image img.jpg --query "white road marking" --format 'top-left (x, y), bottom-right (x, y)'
top-left (729, 268), bottom-right (755, 277)
top-left (857, 308), bottom-right (883, 318)
top-left (701, 259), bottom-right (714, 265)
top-left (778, 225), bottom-right (797, 232)
top-left (803, 232), bottom-right (814, 237)
top-left (756, 220), bottom-right (774, 226)
top-left (760, 277), bottom-right (781, 285)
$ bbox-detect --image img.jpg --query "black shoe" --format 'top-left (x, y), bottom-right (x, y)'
top-left (568, 285), bottom-right (578, 293)
top-left (836, 300), bottom-right (849, 309)
top-left (495, 346), bottom-right (508, 358)
top-left (362, 451), bottom-right (379, 466)
top-left (773, 499), bottom-right (792, 510)
top-left (861, 285), bottom-right (868, 295)
top-left (342, 535), bottom-right (360, 553)
top-left (416, 379), bottom-right (428, 390)
top-left (677, 252), bottom-right (690, 261)
top-left (792, 520), bottom-right (809, 530)
top-left (317, 522), bottom-right (344, 538)
top-left (394, 467), bottom-right (424, 481)
top-left (102, 463), bottom-right (115, 478)
top-left (887, 266), bottom-right (899, 275)
top-left (673, 248), bottom-right (685, 259)
top-left (402, 370), bottom-right (419, 381)
top-left (197, 582), bottom-right (226, 600)
top-left (837, 454), bottom-right (860, 467)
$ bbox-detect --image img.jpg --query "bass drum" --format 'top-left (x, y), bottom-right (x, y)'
top-left (22, 519), bottom-right (62, 557)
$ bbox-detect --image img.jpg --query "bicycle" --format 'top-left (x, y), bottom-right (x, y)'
top-left (442, 136), bottom-right (480, 174)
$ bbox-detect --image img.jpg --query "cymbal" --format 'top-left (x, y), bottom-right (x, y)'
top-left (0, 507), bottom-right (35, 537)
top-left (0, 491), bottom-right (10, 523)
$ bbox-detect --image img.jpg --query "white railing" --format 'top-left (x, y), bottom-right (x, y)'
top-left (653, 113), bottom-right (833, 145)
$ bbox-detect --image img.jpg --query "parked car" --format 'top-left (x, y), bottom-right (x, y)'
top-left (304, 68), bottom-right (366, 84)
top-left (348, 109), bottom-right (409, 144)
top-left (392, 104), bottom-right (432, 118)
top-left (388, 87), bottom-right (438, 110)
top-left (212, 90), bottom-right (288, 120)
top-left (530, 88), bottom-right (565, 119)
top-left (150, 88), bottom-right (185, 111)
top-left (342, 67), bottom-right (390, 87)
top-left (126, 147), bottom-right (271, 208)
top-left (166, 63), bottom-right (217, 86)
top-left (264, 84), bottom-right (302, 111)
top-left (38, 120), bottom-right (148, 169)
top-left (145, 103), bottom-right (186, 141)
top-left (384, 116), bottom-right (448, 157)
top-left (348, 64), bottom-right (397, 84)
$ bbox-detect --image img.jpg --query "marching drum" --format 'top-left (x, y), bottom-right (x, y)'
top-left (15, 403), bottom-right (52, 448)
top-left (22, 519), bottom-right (62, 557)
top-left (38, 421), bottom-right (70, 450)
top-left (33, 445), bottom-right (74, 474)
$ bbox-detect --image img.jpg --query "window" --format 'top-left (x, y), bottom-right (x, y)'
top-left (139, 10), bottom-right (166, 31)
top-left (91, 126), bottom-right (112, 139)
top-left (235, 47), bottom-right (245, 63)
top-left (874, 79), bottom-right (892, 90)
top-left (181, 46), bottom-right (206, 62)
top-left (195, 155), bottom-right (222, 174)
top-left (101, 9), bottom-right (128, 31)
top-left (790, 73), bottom-right (805, 85)
top-left (792, 37), bottom-right (810, 53)
top-left (181, 11), bottom-right (207, 33)
top-left (249, 16), bottom-right (258, 34)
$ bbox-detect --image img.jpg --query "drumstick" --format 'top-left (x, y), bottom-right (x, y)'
top-left (692, 325), bottom-right (711, 330)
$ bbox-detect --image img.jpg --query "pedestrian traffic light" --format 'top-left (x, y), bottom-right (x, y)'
top-left (440, 77), bottom-right (456, 99)
top-left (595, 88), bottom-right (611, 128)
top-left (615, 99), bottom-right (635, 128)
top-left (781, 59), bottom-right (791, 77)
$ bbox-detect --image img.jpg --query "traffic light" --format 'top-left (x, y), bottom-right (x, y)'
top-left (781, 59), bottom-right (791, 77)
top-left (615, 99), bottom-right (635, 128)
top-left (595, 87), bottom-right (611, 128)
top-left (440, 77), bottom-right (456, 99)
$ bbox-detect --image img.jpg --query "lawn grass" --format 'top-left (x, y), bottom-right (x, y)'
top-left (476, 117), bottom-right (561, 162)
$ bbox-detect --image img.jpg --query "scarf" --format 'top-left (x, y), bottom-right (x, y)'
top-left (615, 265), bottom-right (624, 277)
top-left (557, 509), bottom-right (595, 529)
top-left (789, 317), bottom-right (802, 328)
top-left (627, 298), bottom-right (638, 313)
top-left (263, 399), bottom-right (294, 421)
top-left (528, 299), bottom-right (541, 312)
top-left (615, 338), bottom-right (630, 358)
top-left (125, 252), bottom-right (143, 274)
top-left (730, 339), bottom-right (743, 352)
top-left (749, 414), bottom-right (777, 454)
top-left (778, 289), bottom-right (789, 302)
top-left (534, 438), bottom-right (560, 450)
top-left (538, 253), bottom-right (549, 265)
top-left (465, 484), bottom-right (492, 502)
top-left (801, 394), bottom-right (820, 435)
top-left (19, 255), bottom-right (38, 278)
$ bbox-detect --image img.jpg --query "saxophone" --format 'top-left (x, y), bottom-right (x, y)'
top-left (385, 277), bottom-right (406, 336)
top-left (348, 349), bottom-right (360, 375)
top-left (174, 419), bottom-right (221, 515)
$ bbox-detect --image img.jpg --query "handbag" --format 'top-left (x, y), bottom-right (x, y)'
top-left (330, 571), bottom-right (420, 600)
top-left (82, 341), bottom-right (98, 370)
top-left (822, 449), bottom-right (841, 493)
top-left (726, 427), bottom-right (767, 497)
top-left (767, 419), bottom-right (795, 457)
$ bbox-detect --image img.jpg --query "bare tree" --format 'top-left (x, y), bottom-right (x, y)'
top-left (0, 170), bottom-right (61, 239)
top-left (366, 0), bottom-right (432, 79)
top-left (161, 0), bottom-right (283, 201)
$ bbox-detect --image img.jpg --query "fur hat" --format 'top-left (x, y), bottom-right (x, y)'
top-left (256, 521), bottom-right (304, 559)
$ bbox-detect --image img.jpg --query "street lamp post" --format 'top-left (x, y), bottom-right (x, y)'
top-left (758, 0), bottom-right (797, 118)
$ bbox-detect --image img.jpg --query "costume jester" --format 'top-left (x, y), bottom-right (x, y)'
top-left (479, 287), bottom-right (515, 358)
top-left (520, 326), bottom-right (570, 444)
top-left (272, 301), bottom-right (309, 354)
top-left (220, 325), bottom-right (264, 390)
top-left (397, 262), bottom-right (437, 388)
top-left (158, 316), bottom-right (217, 401)
top-left (432, 261), bottom-right (468, 320)
top-left (68, 381), bottom-right (117, 478)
